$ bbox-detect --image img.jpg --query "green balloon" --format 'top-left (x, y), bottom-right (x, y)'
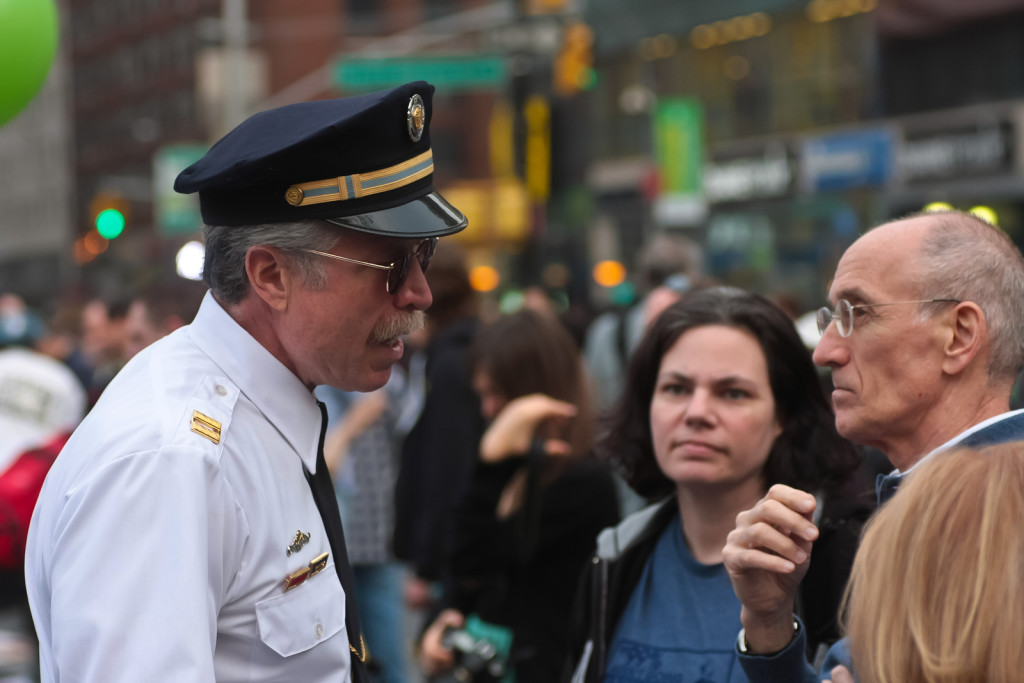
top-left (0, 0), bottom-right (59, 126)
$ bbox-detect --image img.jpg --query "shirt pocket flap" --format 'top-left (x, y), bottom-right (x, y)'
top-left (256, 566), bottom-right (346, 657)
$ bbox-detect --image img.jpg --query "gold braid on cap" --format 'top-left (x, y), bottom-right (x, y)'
top-left (285, 150), bottom-right (433, 207)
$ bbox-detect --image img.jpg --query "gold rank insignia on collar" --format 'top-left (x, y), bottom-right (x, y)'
top-left (190, 410), bottom-right (222, 444)
top-left (286, 530), bottom-right (311, 556)
top-left (283, 551), bottom-right (329, 592)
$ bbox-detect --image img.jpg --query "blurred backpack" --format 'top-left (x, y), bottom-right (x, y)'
top-left (0, 347), bottom-right (86, 573)
top-left (0, 432), bottom-right (69, 570)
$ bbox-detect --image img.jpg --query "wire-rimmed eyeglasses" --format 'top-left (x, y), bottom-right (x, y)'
top-left (816, 298), bottom-right (961, 338)
top-left (301, 237), bottom-right (437, 295)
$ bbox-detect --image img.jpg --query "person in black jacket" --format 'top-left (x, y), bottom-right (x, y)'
top-left (565, 288), bottom-right (873, 683)
top-left (394, 241), bottom-right (485, 600)
top-left (420, 310), bottom-right (620, 683)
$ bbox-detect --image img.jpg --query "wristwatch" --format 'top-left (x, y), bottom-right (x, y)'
top-left (737, 618), bottom-right (799, 655)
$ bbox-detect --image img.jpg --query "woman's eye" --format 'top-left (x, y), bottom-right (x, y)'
top-left (660, 382), bottom-right (689, 396)
top-left (723, 388), bottom-right (749, 400)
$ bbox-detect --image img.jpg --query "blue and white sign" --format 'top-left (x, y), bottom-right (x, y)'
top-left (801, 128), bottom-right (894, 192)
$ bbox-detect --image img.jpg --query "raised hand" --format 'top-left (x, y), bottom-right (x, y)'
top-left (478, 393), bottom-right (577, 463)
top-left (722, 484), bottom-right (819, 653)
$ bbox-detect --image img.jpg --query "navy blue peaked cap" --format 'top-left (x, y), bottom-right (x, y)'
top-left (174, 81), bottom-right (467, 237)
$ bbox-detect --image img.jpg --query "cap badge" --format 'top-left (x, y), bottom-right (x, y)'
top-left (285, 187), bottom-right (304, 206)
top-left (407, 94), bottom-right (425, 142)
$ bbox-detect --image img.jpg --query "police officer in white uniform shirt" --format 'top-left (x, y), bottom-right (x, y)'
top-left (25, 81), bottom-right (466, 683)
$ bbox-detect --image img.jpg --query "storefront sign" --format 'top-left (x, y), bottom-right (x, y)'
top-left (899, 123), bottom-right (1013, 182)
top-left (704, 143), bottom-right (793, 203)
top-left (801, 128), bottom-right (893, 192)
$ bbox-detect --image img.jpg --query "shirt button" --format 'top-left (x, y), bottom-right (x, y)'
top-left (215, 385), bottom-right (228, 396)
top-left (315, 623), bottom-right (324, 639)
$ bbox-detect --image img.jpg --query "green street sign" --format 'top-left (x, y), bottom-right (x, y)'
top-left (153, 144), bottom-right (207, 236)
top-left (334, 56), bottom-right (507, 92)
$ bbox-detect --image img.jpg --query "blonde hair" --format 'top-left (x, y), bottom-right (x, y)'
top-left (843, 443), bottom-right (1024, 683)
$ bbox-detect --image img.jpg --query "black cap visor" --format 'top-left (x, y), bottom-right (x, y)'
top-left (323, 191), bottom-right (467, 238)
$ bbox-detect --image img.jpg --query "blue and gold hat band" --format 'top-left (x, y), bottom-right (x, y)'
top-left (285, 150), bottom-right (434, 208)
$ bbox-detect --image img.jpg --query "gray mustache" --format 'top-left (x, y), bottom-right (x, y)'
top-left (370, 310), bottom-right (425, 343)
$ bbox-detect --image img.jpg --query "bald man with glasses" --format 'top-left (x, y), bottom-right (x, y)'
top-left (26, 82), bottom-right (466, 683)
top-left (721, 210), bottom-right (1024, 683)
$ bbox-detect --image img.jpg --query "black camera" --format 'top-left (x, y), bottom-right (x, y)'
top-left (438, 626), bottom-right (507, 683)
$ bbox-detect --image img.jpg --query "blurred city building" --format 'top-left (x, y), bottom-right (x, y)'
top-left (4, 0), bottom-right (1024, 313)
top-left (583, 0), bottom-right (1024, 309)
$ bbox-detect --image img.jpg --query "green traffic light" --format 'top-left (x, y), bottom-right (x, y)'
top-left (95, 208), bottom-right (125, 239)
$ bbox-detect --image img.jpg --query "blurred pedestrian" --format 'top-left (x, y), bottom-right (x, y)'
top-left (566, 288), bottom-right (867, 683)
top-left (0, 294), bottom-right (45, 349)
top-left (420, 310), bottom-right (619, 683)
top-left (394, 241), bottom-right (485, 608)
top-left (123, 279), bottom-right (206, 359)
top-left (583, 233), bottom-right (704, 413)
top-left (79, 294), bottom-right (129, 404)
top-left (33, 301), bottom-right (93, 391)
top-left (26, 82), bottom-right (466, 683)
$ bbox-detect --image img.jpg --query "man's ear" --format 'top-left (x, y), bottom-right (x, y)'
top-left (942, 302), bottom-right (985, 376)
top-left (244, 246), bottom-right (292, 311)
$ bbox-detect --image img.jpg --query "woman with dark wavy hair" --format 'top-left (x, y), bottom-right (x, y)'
top-left (566, 287), bottom-right (870, 683)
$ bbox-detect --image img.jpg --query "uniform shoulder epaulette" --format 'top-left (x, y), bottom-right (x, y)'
top-left (181, 376), bottom-right (238, 447)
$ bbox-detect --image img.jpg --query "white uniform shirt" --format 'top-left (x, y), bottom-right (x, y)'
top-left (26, 292), bottom-right (351, 682)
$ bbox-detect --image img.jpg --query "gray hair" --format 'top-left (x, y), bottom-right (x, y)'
top-left (914, 211), bottom-right (1024, 382)
top-left (202, 220), bottom-right (340, 304)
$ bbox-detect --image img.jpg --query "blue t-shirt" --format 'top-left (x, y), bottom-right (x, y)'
top-left (604, 514), bottom-right (747, 683)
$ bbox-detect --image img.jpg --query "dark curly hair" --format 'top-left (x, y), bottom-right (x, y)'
top-left (599, 287), bottom-right (859, 499)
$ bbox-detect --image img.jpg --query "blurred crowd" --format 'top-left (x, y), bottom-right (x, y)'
top-left (8, 215), bottom-right (1024, 683)
top-left (0, 231), bottom-right (821, 681)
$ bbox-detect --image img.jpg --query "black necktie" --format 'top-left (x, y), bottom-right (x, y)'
top-left (304, 400), bottom-right (368, 680)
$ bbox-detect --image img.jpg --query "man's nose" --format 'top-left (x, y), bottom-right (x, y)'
top-left (394, 257), bottom-right (432, 311)
top-left (812, 324), bottom-right (845, 368)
